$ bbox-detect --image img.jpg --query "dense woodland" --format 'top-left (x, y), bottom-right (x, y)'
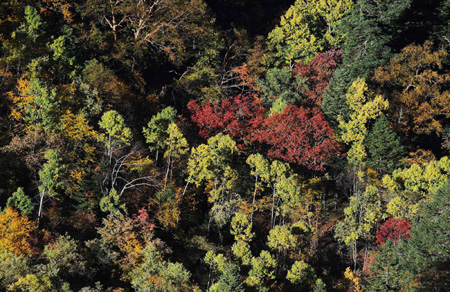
top-left (0, 0), bottom-right (449, 291)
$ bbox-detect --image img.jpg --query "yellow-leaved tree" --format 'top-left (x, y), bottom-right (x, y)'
top-left (268, 0), bottom-right (353, 66)
top-left (0, 207), bottom-right (36, 256)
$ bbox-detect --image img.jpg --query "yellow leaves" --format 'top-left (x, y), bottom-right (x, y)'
top-left (8, 76), bottom-right (33, 132)
top-left (231, 213), bottom-right (254, 242)
top-left (382, 156), bottom-right (450, 218)
top-left (62, 111), bottom-right (97, 144)
top-left (268, 0), bottom-right (352, 64)
top-left (126, 154), bottom-right (153, 173)
top-left (0, 207), bottom-right (36, 256)
top-left (344, 267), bottom-right (362, 292)
top-left (338, 78), bottom-right (388, 166)
top-left (122, 232), bottom-right (144, 256)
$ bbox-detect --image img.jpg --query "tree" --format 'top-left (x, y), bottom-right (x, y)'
top-left (131, 243), bottom-right (196, 292)
top-left (7, 187), bottom-right (33, 217)
top-left (322, 0), bottom-right (412, 121)
top-left (294, 48), bottom-right (342, 106)
top-left (375, 218), bottom-right (411, 246)
top-left (244, 250), bottom-right (276, 290)
top-left (335, 185), bottom-right (382, 271)
top-left (267, 0), bottom-right (352, 66)
top-left (9, 77), bottom-right (61, 135)
top-left (246, 154), bottom-right (270, 221)
top-left (38, 149), bottom-right (64, 219)
top-left (252, 105), bottom-right (341, 171)
top-left (286, 260), bottom-right (316, 286)
top-left (337, 77), bottom-right (389, 166)
top-left (83, 0), bottom-right (212, 65)
top-left (0, 207), bottom-right (36, 256)
top-left (41, 235), bottom-right (87, 283)
top-left (98, 110), bottom-right (132, 163)
top-left (99, 188), bottom-right (125, 214)
top-left (209, 264), bottom-right (244, 292)
top-left (162, 123), bottom-right (188, 187)
top-left (382, 156), bottom-right (450, 218)
top-left (373, 41), bottom-right (450, 135)
top-left (267, 225), bottom-right (297, 255)
top-left (143, 106), bottom-right (177, 162)
top-left (8, 274), bottom-right (55, 292)
top-left (365, 115), bottom-right (404, 173)
top-left (230, 213), bottom-right (254, 242)
top-left (0, 251), bottom-right (29, 288)
top-left (188, 94), bottom-right (264, 146)
top-left (187, 134), bottom-right (241, 229)
top-left (231, 240), bottom-right (252, 266)
top-left (366, 180), bottom-right (450, 291)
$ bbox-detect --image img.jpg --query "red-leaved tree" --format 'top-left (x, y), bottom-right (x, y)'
top-left (294, 49), bottom-right (341, 106)
top-left (251, 105), bottom-right (341, 171)
top-left (187, 94), bottom-right (264, 146)
top-left (375, 218), bottom-right (411, 246)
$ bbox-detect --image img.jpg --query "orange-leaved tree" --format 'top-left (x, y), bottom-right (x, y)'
top-left (0, 207), bottom-right (36, 256)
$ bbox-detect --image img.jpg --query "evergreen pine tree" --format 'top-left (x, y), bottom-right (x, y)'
top-left (365, 115), bottom-right (404, 172)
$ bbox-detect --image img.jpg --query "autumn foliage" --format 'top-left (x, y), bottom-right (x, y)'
top-left (251, 105), bottom-right (341, 171)
top-left (0, 207), bottom-right (36, 256)
top-left (187, 94), bottom-right (264, 145)
top-left (375, 218), bottom-right (411, 246)
top-left (294, 49), bottom-right (342, 106)
top-left (189, 95), bottom-right (340, 171)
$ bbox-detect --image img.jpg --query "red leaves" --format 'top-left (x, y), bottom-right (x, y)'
top-left (376, 218), bottom-right (411, 246)
top-left (252, 105), bottom-right (341, 171)
top-left (188, 95), bottom-right (341, 171)
top-left (294, 49), bottom-right (341, 106)
top-left (187, 94), bottom-right (264, 145)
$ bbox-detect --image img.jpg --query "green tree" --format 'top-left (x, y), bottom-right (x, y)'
top-left (131, 244), bottom-right (195, 292)
top-left (8, 274), bottom-right (55, 292)
top-left (335, 185), bottom-right (382, 270)
top-left (38, 150), bottom-right (64, 219)
top-left (209, 264), bottom-right (244, 292)
top-left (230, 212), bottom-right (254, 242)
top-left (267, 225), bottom-right (297, 255)
top-left (187, 134), bottom-right (240, 229)
top-left (231, 240), bottom-right (252, 266)
top-left (143, 107), bottom-right (177, 163)
top-left (244, 250), bottom-right (276, 290)
top-left (366, 180), bottom-right (450, 291)
top-left (7, 187), bottom-right (33, 217)
top-left (246, 154), bottom-right (270, 222)
top-left (382, 156), bottom-right (450, 218)
top-left (41, 235), bottom-right (87, 288)
top-left (365, 115), bottom-right (404, 173)
top-left (99, 188), bottom-right (125, 214)
top-left (322, 0), bottom-right (412, 121)
top-left (163, 123), bottom-right (188, 187)
top-left (98, 110), bottom-right (132, 163)
top-left (0, 251), bottom-right (29, 288)
top-left (286, 260), bottom-right (316, 286)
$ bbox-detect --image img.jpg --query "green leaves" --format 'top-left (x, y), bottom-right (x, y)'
top-left (6, 188), bottom-right (33, 217)
top-left (99, 188), bottom-right (125, 214)
top-left (98, 110), bottom-right (132, 160)
top-left (143, 107), bottom-right (177, 155)
top-left (231, 213), bottom-right (254, 242)
top-left (267, 225), bottom-right (297, 253)
top-left (39, 149), bottom-right (65, 200)
top-left (286, 260), bottom-right (316, 285)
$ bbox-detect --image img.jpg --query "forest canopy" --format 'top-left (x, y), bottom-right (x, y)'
top-left (0, 0), bottom-right (449, 291)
